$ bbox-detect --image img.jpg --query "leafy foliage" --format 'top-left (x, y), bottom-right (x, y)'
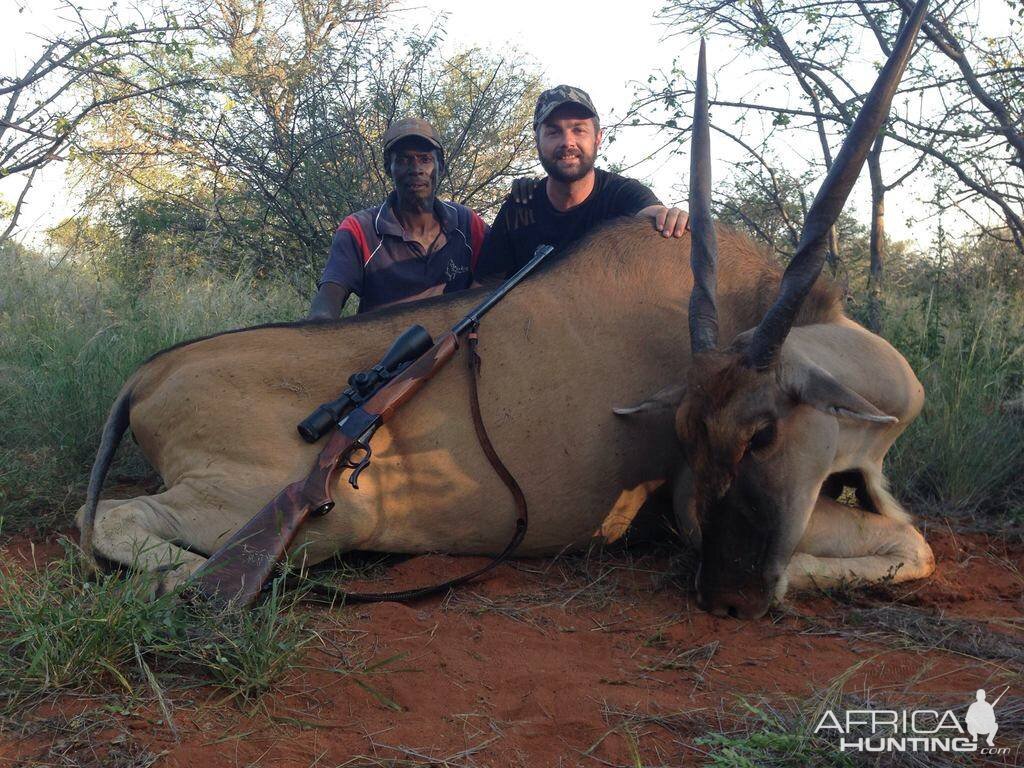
top-left (629, 0), bottom-right (1024, 314)
top-left (0, 0), bottom-right (196, 241)
top-left (711, 161), bottom-right (874, 290)
top-left (884, 280), bottom-right (1024, 520)
top-left (0, 242), bottom-right (305, 530)
top-left (67, 0), bottom-right (542, 286)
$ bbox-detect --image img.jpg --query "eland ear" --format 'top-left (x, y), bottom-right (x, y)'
top-left (784, 360), bottom-right (897, 424)
top-left (613, 383), bottom-right (687, 416)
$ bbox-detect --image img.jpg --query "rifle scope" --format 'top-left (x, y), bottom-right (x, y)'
top-left (297, 323), bottom-right (433, 443)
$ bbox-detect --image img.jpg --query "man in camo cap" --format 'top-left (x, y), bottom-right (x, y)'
top-left (475, 84), bottom-right (688, 280)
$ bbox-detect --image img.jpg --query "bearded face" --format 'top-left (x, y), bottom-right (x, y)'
top-left (536, 104), bottom-right (601, 184)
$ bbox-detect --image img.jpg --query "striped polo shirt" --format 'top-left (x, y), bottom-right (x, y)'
top-left (319, 193), bottom-right (488, 313)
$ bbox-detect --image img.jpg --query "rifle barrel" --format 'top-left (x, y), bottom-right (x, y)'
top-left (453, 245), bottom-right (554, 335)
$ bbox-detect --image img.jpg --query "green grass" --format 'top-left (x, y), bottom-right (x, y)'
top-left (0, 534), bottom-right (422, 722)
top-left (883, 288), bottom-right (1024, 521)
top-left (0, 536), bottom-right (312, 712)
top-left (0, 246), bottom-right (306, 531)
top-left (592, 691), bottom-right (857, 767)
top-left (696, 699), bottom-right (855, 768)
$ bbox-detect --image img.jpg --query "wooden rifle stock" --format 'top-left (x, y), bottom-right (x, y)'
top-left (188, 332), bottom-right (460, 609)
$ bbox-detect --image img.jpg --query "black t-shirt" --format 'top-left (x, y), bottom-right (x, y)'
top-left (474, 169), bottom-right (661, 279)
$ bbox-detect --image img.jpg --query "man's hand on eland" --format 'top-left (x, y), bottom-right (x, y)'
top-left (639, 204), bottom-right (690, 238)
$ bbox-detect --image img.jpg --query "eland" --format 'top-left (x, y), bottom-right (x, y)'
top-left (79, 1), bottom-right (934, 617)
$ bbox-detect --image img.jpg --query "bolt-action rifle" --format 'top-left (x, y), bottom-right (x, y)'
top-left (188, 245), bottom-right (554, 609)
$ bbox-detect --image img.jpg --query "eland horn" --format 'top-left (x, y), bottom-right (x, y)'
top-left (688, 39), bottom-right (719, 355)
top-left (743, 0), bottom-right (929, 370)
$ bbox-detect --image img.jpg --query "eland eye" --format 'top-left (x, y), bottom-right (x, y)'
top-left (748, 423), bottom-right (777, 453)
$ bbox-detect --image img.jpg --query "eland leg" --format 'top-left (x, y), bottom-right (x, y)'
top-left (782, 495), bottom-right (935, 595)
top-left (78, 482), bottom-right (365, 596)
top-left (77, 484), bottom-right (214, 595)
top-left (596, 480), bottom-right (667, 543)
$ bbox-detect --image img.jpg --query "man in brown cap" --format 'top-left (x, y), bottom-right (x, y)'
top-left (474, 85), bottom-right (688, 280)
top-left (308, 117), bottom-right (488, 318)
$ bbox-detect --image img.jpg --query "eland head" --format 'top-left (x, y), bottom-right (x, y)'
top-left (676, 5), bottom-right (927, 619)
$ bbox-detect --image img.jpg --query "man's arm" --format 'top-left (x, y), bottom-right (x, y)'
top-left (308, 282), bottom-right (351, 320)
top-left (613, 178), bottom-right (689, 238)
top-left (307, 219), bottom-right (365, 320)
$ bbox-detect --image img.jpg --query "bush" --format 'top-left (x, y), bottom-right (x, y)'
top-left (0, 246), bottom-right (306, 531)
top-left (884, 286), bottom-right (1024, 521)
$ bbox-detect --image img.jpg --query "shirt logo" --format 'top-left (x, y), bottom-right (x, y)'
top-left (445, 259), bottom-right (469, 282)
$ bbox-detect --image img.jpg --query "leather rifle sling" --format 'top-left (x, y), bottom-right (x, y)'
top-left (283, 324), bottom-right (528, 605)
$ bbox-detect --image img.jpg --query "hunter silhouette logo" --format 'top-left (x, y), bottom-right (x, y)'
top-left (966, 687), bottom-right (1007, 747)
top-left (814, 687), bottom-right (1012, 755)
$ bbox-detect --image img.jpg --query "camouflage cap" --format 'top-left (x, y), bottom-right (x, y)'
top-left (381, 117), bottom-right (444, 158)
top-left (533, 85), bottom-right (598, 128)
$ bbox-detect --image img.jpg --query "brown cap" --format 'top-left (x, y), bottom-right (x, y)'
top-left (381, 117), bottom-right (444, 158)
top-left (533, 85), bottom-right (598, 128)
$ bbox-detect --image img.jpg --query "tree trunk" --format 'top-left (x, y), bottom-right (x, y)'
top-left (866, 135), bottom-right (886, 334)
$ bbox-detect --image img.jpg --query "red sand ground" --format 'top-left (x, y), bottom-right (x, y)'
top-left (0, 523), bottom-right (1021, 767)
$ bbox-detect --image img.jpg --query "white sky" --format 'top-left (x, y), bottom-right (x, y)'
top-left (415, 0), bottom-right (685, 191)
top-left (1, 0), bottom-right (1017, 249)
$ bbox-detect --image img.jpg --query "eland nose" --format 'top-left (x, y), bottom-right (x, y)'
top-left (697, 589), bottom-right (770, 620)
